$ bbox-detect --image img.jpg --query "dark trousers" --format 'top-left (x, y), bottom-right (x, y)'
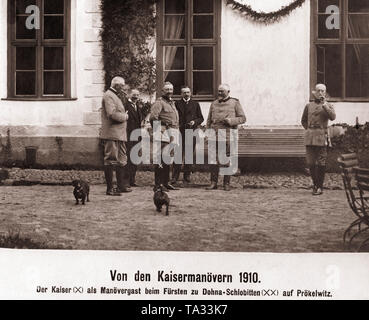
top-left (209, 140), bottom-right (232, 186)
top-left (155, 163), bottom-right (170, 186)
top-left (104, 165), bottom-right (129, 191)
top-left (306, 146), bottom-right (327, 189)
top-left (172, 135), bottom-right (196, 182)
top-left (209, 165), bottom-right (231, 185)
top-left (154, 141), bottom-right (171, 187)
top-left (127, 141), bottom-right (138, 185)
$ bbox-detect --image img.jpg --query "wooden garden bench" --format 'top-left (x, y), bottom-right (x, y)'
top-left (238, 127), bottom-right (305, 158)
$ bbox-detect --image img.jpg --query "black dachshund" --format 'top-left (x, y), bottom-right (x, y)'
top-left (153, 185), bottom-right (170, 216)
top-left (72, 179), bottom-right (90, 205)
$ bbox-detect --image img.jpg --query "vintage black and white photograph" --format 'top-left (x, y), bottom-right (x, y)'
top-left (0, 0), bottom-right (369, 259)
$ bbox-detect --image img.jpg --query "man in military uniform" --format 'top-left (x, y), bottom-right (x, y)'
top-left (301, 83), bottom-right (336, 196)
top-left (125, 89), bottom-right (144, 187)
top-left (149, 82), bottom-right (180, 191)
top-left (100, 76), bottom-right (132, 195)
top-left (171, 86), bottom-right (204, 185)
top-left (205, 84), bottom-right (246, 191)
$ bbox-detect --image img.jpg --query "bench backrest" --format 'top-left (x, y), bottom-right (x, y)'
top-left (238, 128), bottom-right (305, 158)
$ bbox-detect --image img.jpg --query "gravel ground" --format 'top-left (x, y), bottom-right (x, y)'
top-left (0, 169), bottom-right (365, 252)
top-left (1, 168), bottom-right (344, 190)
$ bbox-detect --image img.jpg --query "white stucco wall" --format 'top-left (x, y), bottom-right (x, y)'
top-left (220, 0), bottom-right (310, 126)
top-left (333, 102), bottom-right (369, 125)
top-left (0, 0), bottom-right (368, 133)
top-left (219, 0), bottom-right (368, 126)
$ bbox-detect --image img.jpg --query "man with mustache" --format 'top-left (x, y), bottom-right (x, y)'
top-left (205, 84), bottom-right (246, 191)
top-left (100, 76), bottom-right (132, 195)
top-left (171, 86), bottom-right (204, 186)
top-left (301, 83), bottom-right (336, 196)
top-left (125, 89), bottom-right (144, 187)
top-left (149, 82), bottom-right (180, 191)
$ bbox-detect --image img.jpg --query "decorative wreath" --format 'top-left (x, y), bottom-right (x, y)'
top-left (226, 0), bottom-right (306, 24)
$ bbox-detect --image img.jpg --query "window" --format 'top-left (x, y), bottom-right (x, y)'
top-left (7, 0), bottom-right (71, 99)
top-left (156, 0), bottom-right (221, 100)
top-left (312, 0), bottom-right (369, 100)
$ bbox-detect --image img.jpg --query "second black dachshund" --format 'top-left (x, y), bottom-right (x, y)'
top-left (72, 179), bottom-right (90, 205)
top-left (153, 185), bottom-right (170, 216)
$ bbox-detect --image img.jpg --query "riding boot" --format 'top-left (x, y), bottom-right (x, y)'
top-left (309, 165), bottom-right (318, 188)
top-left (171, 164), bottom-right (181, 184)
top-left (104, 166), bottom-right (114, 192)
top-left (183, 164), bottom-right (192, 182)
top-left (162, 163), bottom-right (170, 186)
top-left (154, 164), bottom-right (162, 188)
top-left (223, 174), bottom-right (231, 191)
top-left (129, 164), bottom-right (137, 186)
top-left (316, 165), bottom-right (326, 190)
top-left (206, 165), bottom-right (219, 190)
top-left (211, 165), bottom-right (219, 183)
top-left (223, 174), bottom-right (231, 186)
top-left (116, 166), bottom-right (132, 192)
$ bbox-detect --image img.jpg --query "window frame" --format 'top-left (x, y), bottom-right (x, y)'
top-left (310, 0), bottom-right (369, 102)
top-left (156, 0), bottom-right (221, 101)
top-left (7, 0), bottom-right (71, 100)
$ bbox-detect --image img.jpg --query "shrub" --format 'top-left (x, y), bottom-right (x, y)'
top-left (330, 122), bottom-right (369, 169)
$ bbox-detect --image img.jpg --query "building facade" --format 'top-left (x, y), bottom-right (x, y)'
top-left (0, 0), bottom-right (368, 166)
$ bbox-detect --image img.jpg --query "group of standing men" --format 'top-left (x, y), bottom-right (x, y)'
top-left (100, 76), bottom-right (335, 197)
top-left (100, 77), bottom-right (246, 195)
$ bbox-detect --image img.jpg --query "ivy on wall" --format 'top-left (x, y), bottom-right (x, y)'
top-left (226, 0), bottom-right (306, 24)
top-left (100, 0), bottom-right (157, 94)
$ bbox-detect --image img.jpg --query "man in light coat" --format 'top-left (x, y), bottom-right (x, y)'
top-left (206, 84), bottom-right (246, 191)
top-left (100, 76), bottom-right (132, 195)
